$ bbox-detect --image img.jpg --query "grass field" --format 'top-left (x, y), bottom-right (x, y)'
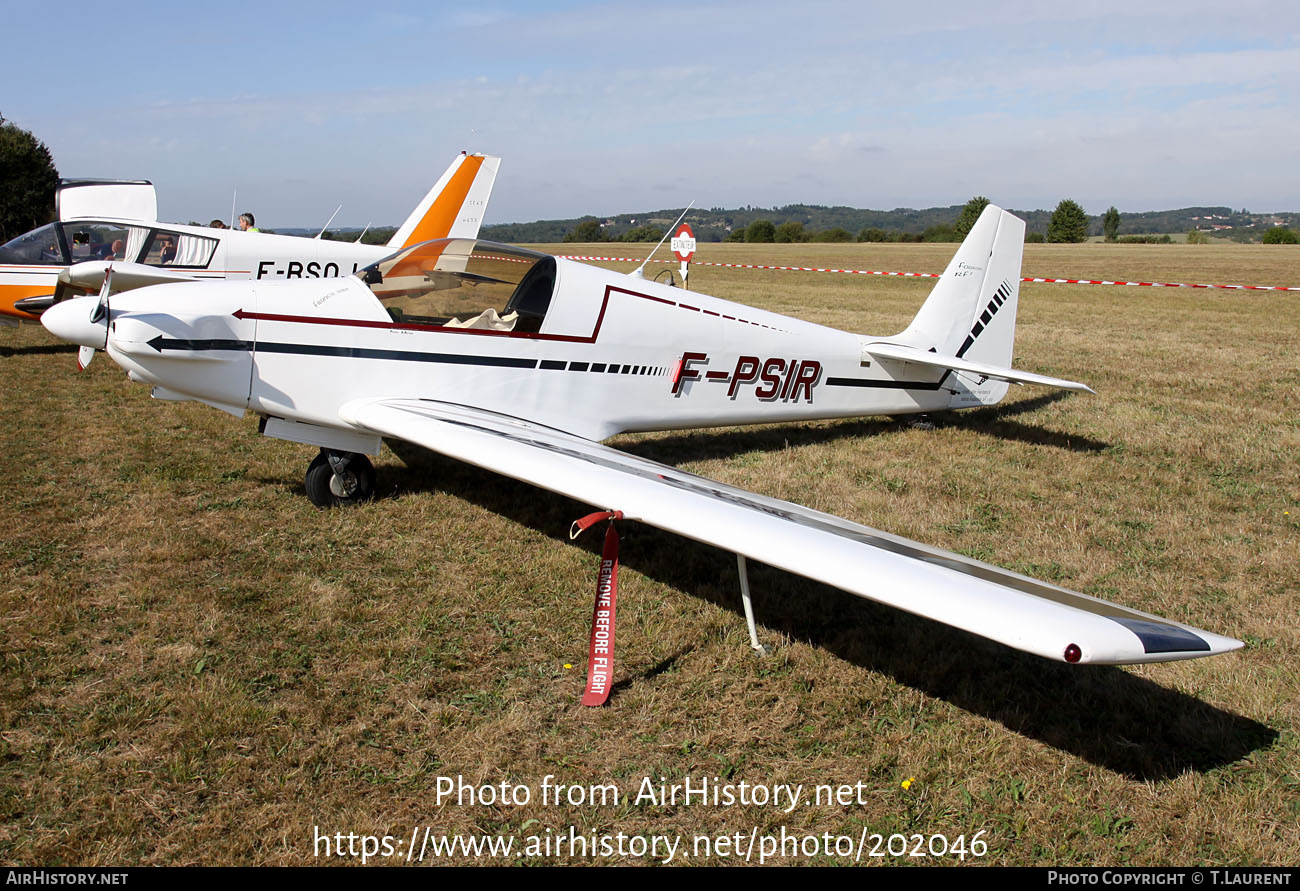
top-left (1, 242), bottom-right (1297, 866)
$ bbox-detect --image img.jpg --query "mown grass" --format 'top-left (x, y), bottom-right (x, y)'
top-left (1, 242), bottom-right (1296, 865)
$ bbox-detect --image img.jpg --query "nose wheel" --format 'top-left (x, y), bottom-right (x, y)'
top-left (305, 450), bottom-right (376, 508)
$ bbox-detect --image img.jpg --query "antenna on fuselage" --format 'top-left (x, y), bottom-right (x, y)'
top-left (355, 222), bottom-right (371, 244)
top-left (229, 189), bottom-right (237, 229)
top-left (315, 205), bottom-right (343, 240)
top-left (630, 202), bottom-right (694, 280)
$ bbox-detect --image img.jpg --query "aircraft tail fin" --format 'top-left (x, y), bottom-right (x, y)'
top-left (387, 153), bottom-right (501, 249)
top-left (895, 204), bottom-right (1027, 406)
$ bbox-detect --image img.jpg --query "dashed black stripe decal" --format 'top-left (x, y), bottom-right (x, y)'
top-left (148, 336), bottom-right (667, 377)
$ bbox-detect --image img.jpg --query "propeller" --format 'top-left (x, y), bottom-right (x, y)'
top-left (78, 265), bottom-right (113, 370)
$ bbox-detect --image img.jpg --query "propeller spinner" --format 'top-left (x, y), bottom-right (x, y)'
top-left (41, 266), bottom-right (113, 370)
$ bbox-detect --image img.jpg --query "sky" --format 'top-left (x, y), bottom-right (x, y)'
top-left (3, 1), bottom-right (1298, 228)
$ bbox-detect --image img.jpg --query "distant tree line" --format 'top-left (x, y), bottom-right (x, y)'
top-left (319, 227), bottom-right (398, 245)
top-left (306, 211), bottom-right (1300, 249)
top-left (535, 201), bottom-right (1300, 246)
top-left (654, 197), bottom-right (1102, 245)
top-left (1116, 234), bottom-right (1174, 244)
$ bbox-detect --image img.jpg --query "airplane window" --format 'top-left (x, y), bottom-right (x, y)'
top-left (140, 229), bottom-right (217, 268)
top-left (0, 223), bottom-right (67, 265)
top-left (59, 222), bottom-right (148, 263)
top-left (503, 256), bottom-right (555, 334)
top-left (361, 239), bottom-right (555, 332)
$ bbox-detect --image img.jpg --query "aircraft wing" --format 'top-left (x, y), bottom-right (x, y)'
top-left (864, 341), bottom-right (1095, 393)
top-left (339, 397), bottom-right (1239, 665)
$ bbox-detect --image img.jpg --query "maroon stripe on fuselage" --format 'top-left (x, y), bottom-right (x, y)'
top-left (235, 283), bottom-right (786, 345)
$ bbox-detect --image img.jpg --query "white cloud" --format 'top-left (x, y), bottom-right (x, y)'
top-left (13, 1), bottom-right (1300, 223)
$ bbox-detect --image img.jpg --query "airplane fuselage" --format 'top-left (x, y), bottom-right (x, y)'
top-left (63, 244), bottom-right (1004, 448)
top-left (0, 152), bottom-right (501, 322)
top-left (0, 219), bottom-right (388, 321)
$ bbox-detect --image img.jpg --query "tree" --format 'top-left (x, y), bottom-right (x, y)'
top-left (745, 219), bottom-right (775, 243)
top-left (1047, 199), bottom-right (1089, 243)
top-left (1102, 206), bottom-right (1120, 242)
top-left (921, 223), bottom-right (959, 242)
top-left (563, 218), bottom-right (606, 243)
top-left (811, 227), bottom-right (852, 243)
top-left (774, 221), bottom-right (804, 243)
top-left (725, 227), bottom-right (745, 243)
top-left (954, 196), bottom-right (990, 238)
top-left (1186, 229), bottom-right (1209, 245)
top-left (1262, 227), bottom-right (1299, 244)
top-left (620, 225), bottom-right (661, 242)
top-left (0, 112), bottom-right (60, 244)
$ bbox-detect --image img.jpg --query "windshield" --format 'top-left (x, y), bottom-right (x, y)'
top-left (360, 239), bottom-right (555, 333)
top-left (0, 223), bottom-right (66, 265)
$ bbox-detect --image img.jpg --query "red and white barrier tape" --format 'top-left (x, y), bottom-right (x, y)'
top-left (559, 255), bottom-right (939, 277)
top-left (556, 256), bottom-right (1299, 292)
top-left (1020, 277), bottom-right (1299, 291)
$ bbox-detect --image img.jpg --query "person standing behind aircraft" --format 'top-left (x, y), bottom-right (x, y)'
top-left (238, 213), bottom-right (258, 232)
top-left (209, 219), bottom-right (227, 229)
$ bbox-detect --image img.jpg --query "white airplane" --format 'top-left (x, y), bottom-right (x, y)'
top-left (0, 152), bottom-right (500, 326)
top-left (41, 204), bottom-right (1242, 670)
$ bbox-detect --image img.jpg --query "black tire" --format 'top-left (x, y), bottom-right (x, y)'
top-left (305, 452), bottom-right (376, 508)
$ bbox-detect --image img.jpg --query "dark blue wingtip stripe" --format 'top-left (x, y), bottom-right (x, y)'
top-left (1110, 617), bottom-right (1211, 654)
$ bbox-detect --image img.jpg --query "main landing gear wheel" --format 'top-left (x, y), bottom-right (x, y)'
top-left (305, 450), bottom-right (376, 508)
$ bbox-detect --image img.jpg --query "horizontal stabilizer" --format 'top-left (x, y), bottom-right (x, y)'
top-left (864, 341), bottom-right (1095, 393)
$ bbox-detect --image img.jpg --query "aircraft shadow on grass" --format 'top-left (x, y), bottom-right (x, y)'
top-left (0, 342), bottom-right (79, 358)
top-left (355, 421), bottom-right (1275, 782)
top-left (608, 391), bottom-right (1108, 466)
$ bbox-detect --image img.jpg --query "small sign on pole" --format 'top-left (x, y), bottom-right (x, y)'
top-left (671, 223), bottom-right (696, 287)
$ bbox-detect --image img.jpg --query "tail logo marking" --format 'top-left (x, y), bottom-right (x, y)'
top-left (955, 280), bottom-right (1013, 359)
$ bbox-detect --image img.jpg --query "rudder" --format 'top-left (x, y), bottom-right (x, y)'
top-left (387, 153), bottom-right (501, 249)
top-left (897, 205), bottom-right (1025, 406)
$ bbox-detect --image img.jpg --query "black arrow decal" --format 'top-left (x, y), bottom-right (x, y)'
top-left (147, 335), bottom-right (253, 353)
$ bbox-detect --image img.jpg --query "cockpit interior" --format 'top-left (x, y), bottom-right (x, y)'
top-left (359, 239), bottom-right (556, 334)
